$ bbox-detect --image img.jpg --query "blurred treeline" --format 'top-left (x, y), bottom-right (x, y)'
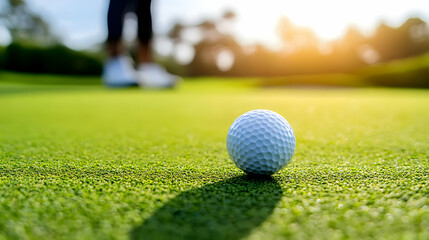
top-left (163, 13), bottom-right (429, 77)
top-left (159, 12), bottom-right (429, 87)
top-left (0, 43), bottom-right (102, 75)
top-left (0, 0), bottom-right (428, 87)
top-left (0, 0), bottom-right (103, 75)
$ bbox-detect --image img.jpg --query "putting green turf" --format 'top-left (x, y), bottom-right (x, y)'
top-left (0, 73), bottom-right (428, 240)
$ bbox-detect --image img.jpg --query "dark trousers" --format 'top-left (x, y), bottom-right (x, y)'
top-left (107, 0), bottom-right (153, 44)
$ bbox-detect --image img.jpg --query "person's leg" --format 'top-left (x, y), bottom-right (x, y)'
top-left (136, 0), bottom-right (153, 64)
top-left (103, 0), bottom-right (137, 87)
top-left (107, 0), bottom-right (128, 57)
top-left (134, 0), bottom-right (180, 88)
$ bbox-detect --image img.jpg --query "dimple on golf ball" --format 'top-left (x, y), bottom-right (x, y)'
top-left (226, 109), bottom-right (296, 175)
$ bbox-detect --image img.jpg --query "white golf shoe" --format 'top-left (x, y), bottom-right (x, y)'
top-left (136, 63), bottom-right (180, 89)
top-left (102, 56), bottom-right (138, 87)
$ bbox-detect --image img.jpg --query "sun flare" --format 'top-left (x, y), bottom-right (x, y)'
top-left (227, 0), bottom-right (425, 48)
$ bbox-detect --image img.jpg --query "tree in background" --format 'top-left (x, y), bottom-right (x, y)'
top-left (0, 0), bottom-right (103, 75)
top-left (161, 10), bottom-right (242, 76)
top-left (369, 18), bottom-right (429, 62)
top-left (0, 0), bottom-right (58, 44)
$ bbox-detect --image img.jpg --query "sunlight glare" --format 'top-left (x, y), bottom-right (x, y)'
top-left (223, 0), bottom-right (428, 49)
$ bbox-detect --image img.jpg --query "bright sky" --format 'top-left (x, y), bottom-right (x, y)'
top-left (1, 0), bottom-right (428, 49)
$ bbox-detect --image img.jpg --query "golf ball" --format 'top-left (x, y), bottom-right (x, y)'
top-left (227, 110), bottom-right (295, 175)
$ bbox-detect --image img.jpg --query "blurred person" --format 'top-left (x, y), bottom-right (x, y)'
top-left (103, 0), bottom-right (179, 88)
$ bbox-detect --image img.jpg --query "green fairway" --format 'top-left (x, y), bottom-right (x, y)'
top-left (0, 73), bottom-right (428, 240)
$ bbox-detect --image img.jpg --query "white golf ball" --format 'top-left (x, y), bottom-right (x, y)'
top-left (227, 109), bottom-right (296, 175)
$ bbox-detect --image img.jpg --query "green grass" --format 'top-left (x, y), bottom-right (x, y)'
top-left (358, 53), bottom-right (429, 88)
top-left (260, 74), bottom-right (368, 88)
top-left (0, 72), bottom-right (428, 240)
